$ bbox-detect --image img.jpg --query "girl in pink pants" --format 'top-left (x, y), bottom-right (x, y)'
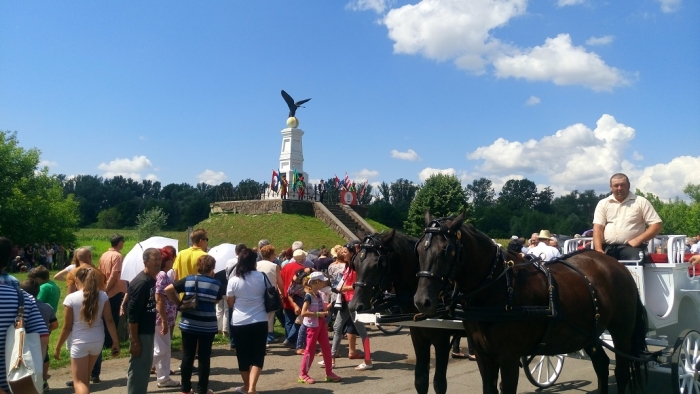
top-left (298, 272), bottom-right (341, 384)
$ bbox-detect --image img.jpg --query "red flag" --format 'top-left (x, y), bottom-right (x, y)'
top-left (344, 173), bottom-right (350, 188)
top-left (334, 175), bottom-right (340, 188)
top-left (271, 170), bottom-right (279, 192)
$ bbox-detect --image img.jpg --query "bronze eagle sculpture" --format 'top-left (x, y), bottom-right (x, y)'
top-left (281, 90), bottom-right (311, 118)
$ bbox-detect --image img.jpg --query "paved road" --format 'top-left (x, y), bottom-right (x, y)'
top-left (46, 326), bottom-right (676, 393)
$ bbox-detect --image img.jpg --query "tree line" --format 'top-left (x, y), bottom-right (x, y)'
top-left (3, 130), bottom-right (698, 246)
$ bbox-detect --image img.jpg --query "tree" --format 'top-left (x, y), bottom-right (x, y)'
top-left (96, 207), bottom-right (122, 229)
top-left (466, 177), bottom-right (495, 211)
top-left (684, 183), bottom-right (700, 204)
top-left (0, 131), bottom-right (79, 245)
top-left (136, 207), bottom-right (169, 241)
top-left (498, 178), bottom-right (538, 211)
top-left (404, 174), bottom-right (470, 236)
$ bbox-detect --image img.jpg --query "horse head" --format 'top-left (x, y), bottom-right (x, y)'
top-left (349, 229), bottom-right (397, 313)
top-left (413, 211), bottom-right (468, 316)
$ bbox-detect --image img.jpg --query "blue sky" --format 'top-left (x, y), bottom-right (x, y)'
top-left (2, 0), bottom-right (698, 199)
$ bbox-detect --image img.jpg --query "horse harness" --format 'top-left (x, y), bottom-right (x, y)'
top-left (414, 220), bottom-right (605, 355)
top-left (352, 235), bottom-right (412, 312)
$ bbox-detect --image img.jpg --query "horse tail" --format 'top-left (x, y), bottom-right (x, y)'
top-left (628, 294), bottom-right (649, 394)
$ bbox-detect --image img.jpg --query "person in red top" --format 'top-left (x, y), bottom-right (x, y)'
top-left (329, 245), bottom-right (373, 371)
top-left (280, 249), bottom-right (307, 347)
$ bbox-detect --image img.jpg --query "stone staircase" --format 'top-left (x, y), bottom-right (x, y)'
top-left (312, 203), bottom-right (375, 241)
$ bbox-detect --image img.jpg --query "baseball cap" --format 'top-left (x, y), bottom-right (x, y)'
top-left (309, 271), bottom-right (325, 281)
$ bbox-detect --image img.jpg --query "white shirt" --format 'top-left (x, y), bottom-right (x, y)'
top-left (691, 243), bottom-right (700, 254)
top-left (227, 271), bottom-right (267, 325)
top-left (527, 243), bottom-right (561, 261)
top-left (226, 257), bottom-right (238, 280)
top-left (64, 290), bottom-right (109, 345)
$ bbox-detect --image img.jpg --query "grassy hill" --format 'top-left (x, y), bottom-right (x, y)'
top-left (196, 213), bottom-right (347, 250)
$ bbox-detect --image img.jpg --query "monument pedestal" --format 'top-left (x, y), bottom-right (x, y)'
top-left (262, 122), bottom-right (314, 201)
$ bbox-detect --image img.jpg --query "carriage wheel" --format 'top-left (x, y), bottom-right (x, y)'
top-left (671, 329), bottom-right (700, 394)
top-left (521, 355), bottom-right (565, 389)
top-left (376, 305), bottom-right (404, 335)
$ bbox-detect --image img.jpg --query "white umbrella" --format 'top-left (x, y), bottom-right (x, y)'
top-left (208, 243), bottom-right (238, 273)
top-left (121, 236), bottom-right (179, 282)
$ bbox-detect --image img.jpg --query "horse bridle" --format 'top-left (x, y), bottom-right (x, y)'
top-left (352, 235), bottom-right (392, 309)
top-left (415, 219), bottom-right (464, 301)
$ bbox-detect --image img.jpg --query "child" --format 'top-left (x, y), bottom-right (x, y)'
top-left (29, 265), bottom-right (61, 311)
top-left (298, 272), bottom-right (341, 384)
top-left (21, 279), bottom-right (58, 392)
top-left (54, 266), bottom-right (120, 394)
top-left (288, 267), bottom-right (311, 354)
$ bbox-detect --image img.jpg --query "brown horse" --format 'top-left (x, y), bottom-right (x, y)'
top-left (413, 212), bottom-right (648, 394)
top-left (349, 229), bottom-right (465, 394)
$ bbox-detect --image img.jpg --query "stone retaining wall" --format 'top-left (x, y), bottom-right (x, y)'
top-left (210, 200), bottom-right (315, 216)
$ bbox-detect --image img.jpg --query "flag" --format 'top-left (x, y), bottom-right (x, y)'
top-left (334, 175), bottom-right (340, 189)
top-left (292, 168), bottom-right (300, 191)
top-left (360, 180), bottom-right (368, 198)
top-left (344, 173), bottom-right (350, 189)
top-left (271, 170), bottom-right (279, 192)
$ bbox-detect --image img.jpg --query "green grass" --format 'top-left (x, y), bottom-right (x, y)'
top-left (199, 213), bottom-right (346, 250)
top-left (365, 219), bottom-right (391, 233)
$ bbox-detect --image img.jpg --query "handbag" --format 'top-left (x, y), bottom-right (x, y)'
top-left (178, 275), bottom-right (199, 311)
top-left (5, 288), bottom-right (43, 394)
top-left (261, 274), bottom-right (282, 313)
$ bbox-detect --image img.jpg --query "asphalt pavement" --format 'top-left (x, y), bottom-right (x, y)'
top-left (44, 325), bottom-right (676, 393)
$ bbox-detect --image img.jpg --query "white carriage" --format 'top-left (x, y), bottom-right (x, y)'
top-left (366, 235), bottom-right (700, 393)
top-left (526, 235), bottom-right (700, 393)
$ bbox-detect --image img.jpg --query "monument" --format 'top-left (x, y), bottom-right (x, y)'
top-left (263, 90), bottom-right (312, 200)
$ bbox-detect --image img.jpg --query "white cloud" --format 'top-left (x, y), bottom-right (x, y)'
top-left (418, 167), bottom-right (456, 182)
top-left (381, 1), bottom-right (628, 91)
top-left (493, 34), bottom-right (629, 91)
top-left (467, 114), bottom-right (635, 189)
top-left (657, 0), bottom-right (682, 13)
top-left (586, 35), bottom-right (614, 46)
top-left (39, 160), bottom-right (58, 168)
top-left (525, 96), bottom-right (541, 106)
top-left (197, 170), bottom-right (227, 185)
top-left (464, 114), bottom-right (700, 199)
top-left (635, 156), bottom-right (700, 199)
top-left (383, 0), bottom-right (526, 73)
top-left (346, 0), bottom-right (392, 13)
top-left (557, 0), bottom-right (585, 6)
top-left (145, 174), bottom-right (159, 182)
top-left (98, 155), bottom-right (155, 181)
top-left (390, 149), bottom-right (422, 161)
top-left (353, 168), bottom-right (380, 182)
top-left (98, 155), bottom-right (153, 173)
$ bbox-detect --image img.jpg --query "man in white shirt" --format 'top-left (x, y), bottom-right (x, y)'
top-left (593, 173), bottom-right (663, 261)
top-left (690, 239), bottom-right (700, 254)
top-left (527, 230), bottom-right (561, 261)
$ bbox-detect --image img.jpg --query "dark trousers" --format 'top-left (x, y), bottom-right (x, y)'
top-left (604, 244), bottom-right (648, 262)
top-left (181, 331), bottom-right (215, 394)
top-left (283, 308), bottom-right (300, 344)
top-left (228, 307), bottom-right (236, 348)
top-left (104, 292), bottom-right (124, 348)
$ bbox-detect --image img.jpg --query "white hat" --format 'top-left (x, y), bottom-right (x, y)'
top-left (537, 230), bottom-right (551, 240)
top-left (293, 249), bottom-right (307, 258)
top-left (309, 272), bottom-right (325, 281)
top-left (510, 235), bottom-right (518, 240)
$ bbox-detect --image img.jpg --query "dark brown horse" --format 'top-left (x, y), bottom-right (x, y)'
top-left (348, 229), bottom-right (465, 394)
top-left (413, 212), bottom-right (648, 394)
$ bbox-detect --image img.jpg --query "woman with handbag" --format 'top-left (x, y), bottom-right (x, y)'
top-left (226, 247), bottom-right (268, 394)
top-left (164, 255), bottom-right (224, 394)
top-left (329, 245), bottom-right (373, 371)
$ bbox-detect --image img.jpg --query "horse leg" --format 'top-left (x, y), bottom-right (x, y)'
top-left (584, 344), bottom-right (611, 394)
top-left (475, 353), bottom-right (499, 394)
top-left (431, 331), bottom-right (451, 394)
top-left (498, 358), bottom-right (521, 394)
top-left (410, 328), bottom-right (430, 394)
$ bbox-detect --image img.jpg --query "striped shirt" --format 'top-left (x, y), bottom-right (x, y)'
top-left (173, 275), bottom-right (224, 334)
top-left (0, 285), bottom-right (50, 392)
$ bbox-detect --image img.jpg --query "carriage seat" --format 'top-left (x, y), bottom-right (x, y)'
top-left (649, 252), bottom-right (699, 277)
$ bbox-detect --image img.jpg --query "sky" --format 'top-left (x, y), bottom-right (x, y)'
top-left (1, 0), bottom-right (699, 200)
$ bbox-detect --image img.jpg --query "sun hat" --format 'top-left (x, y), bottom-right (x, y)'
top-left (537, 230), bottom-right (551, 239)
top-left (510, 235), bottom-right (518, 240)
top-left (309, 271), bottom-right (325, 281)
top-left (293, 249), bottom-right (308, 258)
